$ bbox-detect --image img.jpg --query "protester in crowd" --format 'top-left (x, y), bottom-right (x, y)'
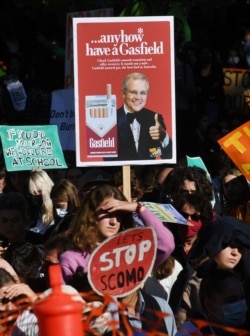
top-left (170, 192), bottom-right (214, 264)
top-left (235, 24), bottom-right (250, 68)
top-left (160, 165), bottom-right (214, 206)
top-left (152, 255), bottom-right (183, 302)
top-left (27, 168), bottom-right (54, 234)
top-left (219, 167), bottom-right (250, 224)
top-left (44, 178), bottom-right (80, 240)
top-left (138, 164), bottom-right (175, 203)
top-left (176, 269), bottom-right (248, 335)
top-left (47, 168), bottom-right (67, 185)
top-left (223, 46), bottom-right (247, 68)
top-left (0, 192), bottom-right (44, 245)
top-left (190, 215), bottom-right (250, 279)
top-left (65, 165), bottom-right (85, 190)
top-left (59, 184), bottom-right (175, 284)
top-left (113, 167), bottom-right (145, 202)
top-left (41, 233), bottom-right (71, 288)
top-left (0, 267), bottom-right (38, 336)
top-left (0, 267), bottom-right (85, 336)
top-left (114, 287), bottom-right (177, 336)
top-left (78, 168), bottom-right (114, 200)
top-left (4, 170), bottom-right (29, 194)
top-left (173, 215), bottom-right (250, 328)
top-left (167, 192), bottom-right (214, 321)
top-left (3, 241), bottom-right (44, 292)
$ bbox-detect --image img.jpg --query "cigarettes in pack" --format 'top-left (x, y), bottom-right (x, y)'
top-left (85, 84), bottom-right (118, 157)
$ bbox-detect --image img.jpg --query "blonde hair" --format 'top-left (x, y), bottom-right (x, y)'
top-left (28, 168), bottom-right (54, 226)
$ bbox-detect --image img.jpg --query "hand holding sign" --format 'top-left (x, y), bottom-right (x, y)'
top-left (149, 113), bottom-right (166, 141)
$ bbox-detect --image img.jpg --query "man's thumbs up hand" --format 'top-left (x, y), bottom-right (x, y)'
top-left (149, 113), bottom-right (166, 141)
top-left (154, 113), bottom-right (160, 127)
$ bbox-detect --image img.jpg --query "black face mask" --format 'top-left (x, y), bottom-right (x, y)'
top-left (30, 194), bottom-right (43, 208)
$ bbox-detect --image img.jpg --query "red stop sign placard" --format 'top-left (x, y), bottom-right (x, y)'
top-left (87, 227), bottom-right (157, 297)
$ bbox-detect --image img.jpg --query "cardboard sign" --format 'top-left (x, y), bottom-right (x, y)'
top-left (50, 88), bottom-right (75, 151)
top-left (88, 227), bottom-right (157, 297)
top-left (223, 67), bottom-right (250, 114)
top-left (73, 16), bottom-right (176, 167)
top-left (0, 125), bottom-right (67, 171)
top-left (218, 120), bottom-right (250, 181)
top-left (142, 202), bottom-right (188, 225)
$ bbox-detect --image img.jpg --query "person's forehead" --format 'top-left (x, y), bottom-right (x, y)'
top-left (182, 202), bottom-right (197, 212)
top-left (127, 78), bottom-right (148, 88)
top-left (182, 179), bottom-right (196, 188)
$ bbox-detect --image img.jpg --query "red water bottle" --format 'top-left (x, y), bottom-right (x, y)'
top-left (34, 264), bottom-right (84, 336)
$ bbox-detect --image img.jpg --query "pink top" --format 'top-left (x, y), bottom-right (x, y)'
top-left (60, 207), bottom-right (175, 283)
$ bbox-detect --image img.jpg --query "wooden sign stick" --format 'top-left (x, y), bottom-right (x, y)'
top-left (122, 165), bottom-right (131, 201)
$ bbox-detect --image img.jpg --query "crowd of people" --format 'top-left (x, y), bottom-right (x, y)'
top-left (0, 0), bottom-right (250, 335)
top-left (0, 161), bottom-right (249, 335)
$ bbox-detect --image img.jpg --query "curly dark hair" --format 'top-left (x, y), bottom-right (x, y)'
top-left (171, 192), bottom-right (214, 226)
top-left (160, 166), bottom-right (214, 203)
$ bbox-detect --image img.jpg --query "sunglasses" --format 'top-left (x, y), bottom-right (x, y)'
top-left (180, 212), bottom-right (201, 221)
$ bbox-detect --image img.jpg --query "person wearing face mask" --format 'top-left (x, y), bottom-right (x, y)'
top-left (166, 192), bottom-right (215, 326)
top-left (237, 25), bottom-right (250, 68)
top-left (27, 168), bottom-right (54, 235)
top-left (176, 269), bottom-right (248, 335)
top-left (44, 179), bottom-right (80, 242)
top-left (171, 215), bottom-right (250, 329)
top-left (167, 192), bottom-right (214, 268)
top-left (224, 47), bottom-right (246, 68)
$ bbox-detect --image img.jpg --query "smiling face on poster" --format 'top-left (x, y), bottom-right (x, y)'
top-left (87, 227), bottom-right (157, 298)
top-left (73, 16), bottom-right (176, 167)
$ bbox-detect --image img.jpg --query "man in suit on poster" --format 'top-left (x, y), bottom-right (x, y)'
top-left (116, 72), bottom-right (172, 161)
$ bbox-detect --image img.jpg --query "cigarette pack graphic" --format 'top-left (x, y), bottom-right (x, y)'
top-left (86, 84), bottom-right (117, 157)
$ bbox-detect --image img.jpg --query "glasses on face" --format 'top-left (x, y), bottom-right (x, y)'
top-left (124, 89), bottom-right (148, 97)
top-left (180, 212), bottom-right (201, 221)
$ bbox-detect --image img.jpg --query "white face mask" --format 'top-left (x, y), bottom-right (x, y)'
top-left (228, 56), bottom-right (240, 65)
top-left (56, 208), bottom-right (68, 218)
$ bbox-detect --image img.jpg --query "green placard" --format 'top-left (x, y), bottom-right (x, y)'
top-left (0, 125), bottom-right (68, 171)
